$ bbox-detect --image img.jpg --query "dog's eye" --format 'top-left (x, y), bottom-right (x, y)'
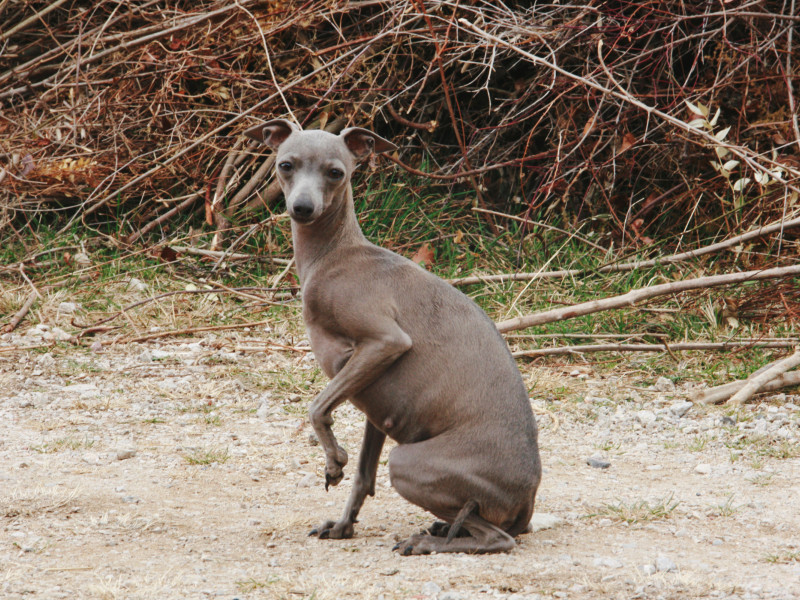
top-left (328, 168), bottom-right (344, 180)
top-left (278, 161), bottom-right (293, 173)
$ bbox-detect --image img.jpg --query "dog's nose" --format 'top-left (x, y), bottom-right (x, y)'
top-left (291, 198), bottom-right (315, 220)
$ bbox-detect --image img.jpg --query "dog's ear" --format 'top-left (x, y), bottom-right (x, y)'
top-left (341, 127), bottom-right (397, 159)
top-left (244, 119), bottom-right (299, 149)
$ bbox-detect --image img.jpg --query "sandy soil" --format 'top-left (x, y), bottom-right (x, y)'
top-left (2, 333), bottom-right (799, 600)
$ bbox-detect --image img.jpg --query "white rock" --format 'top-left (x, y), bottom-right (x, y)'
top-left (636, 410), bottom-right (657, 427)
top-left (116, 448), bottom-right (137, 460)
top-left (529, 513), bottom-right (564, 532)
top-left (639, 564), bottom-right (656, 576)
top-left (670, 401), bottom-right (693, 418)
top-left (694, 463), bottom-right (712, 475)
top-left (127, 278), bottom-right (148, 292)
top-left (63, 383), bottom-right (98, 395)
top-left (82, 452), bottom-right (102, 465)
top-left (36, 353), bottom-right (56, 368)
top-left (654, 376), bottom-right (675, 392)
top-left (51, 326), bottom-right (73, 341)
top-left (297, 474), bottom-right (316, 488)
top-left (655, 554), bottom-right (677, 572)
top-left (256, 403), bottom-right (269, 419)
top-left (421, 581), bottom-right (441, 597)
top-left (151, 349), bottom-right (171, 360)
top-left (58, 302), bottom-right (80, 314)
top-left (593, 556), bottom-right (624, 569)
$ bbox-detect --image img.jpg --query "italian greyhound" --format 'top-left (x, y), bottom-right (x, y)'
top-left (244, 119), bottom-right (541, 555)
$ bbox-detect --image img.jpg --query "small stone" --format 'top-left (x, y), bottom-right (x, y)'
top-left (116, 448), bottom-right (136, 461)
top-left (121, 495), bottom-right (140, 504)
top-left (58, 302), bottom-right (80, 314)
top-left (421, 581), bottom-right (441, 597)
top-left (636, 410), bottom-right (657, 427)
top-left (36, 353), bottom-right (56, 368)
top-left (151, 349), bottom-right (171, 360)
top-left (138, 350), bottom-right (153, 362)
top-left (51, 327), bottom-right (73, 341)
top-left (82, 452), bottom-right (101, 466)
top-left (654, 376), bottom-right (675, 392)
top-left (639, 564), bottom-right (656, 576)
top-left (694, 463), bottom-right (712, 475)
top-left (288, 394), bottom-right (302, 403)
top-left (720, 415), bottom-right (736, 426)
top-left (127, 278), bottom-right (148, 292)
top-left (256, 403), bottom-right (269, 419)
top-left (439, 592), bottom-right (464, 600)
top-left (594, 556), bottom-right (624, 569)
top-left (90, 341), bottom-right (103, 352)
top-left (528, 513), bottom-right (563, 532)
top-left (670, 401), bottom-right (693, 418)
top-left (297, 474), bottom-right (316, 488)
top-left (587, 456), bottom-right (611, 469)
top-left (655, 554), bottom-right (677, 572)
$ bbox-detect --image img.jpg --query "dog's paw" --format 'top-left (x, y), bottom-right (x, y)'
top-left (310, 519), bottom-right (354, 539)
top-left (324, 469), bottom-right (344, 490)
top-left (324, 446), bottom-right (348, 490)
top-left (392, 534), bottom-right (433, 556)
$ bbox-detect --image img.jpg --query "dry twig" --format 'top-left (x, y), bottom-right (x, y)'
top-left (496, 264), bottom-right (800, 333)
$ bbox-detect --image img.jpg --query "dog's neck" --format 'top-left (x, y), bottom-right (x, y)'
top-left (290, 186), bottom-right (366, 286)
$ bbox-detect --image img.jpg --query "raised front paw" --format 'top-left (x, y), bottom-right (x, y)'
top-left (324, 446), bottom-right (348, 490)
top-left (309, 519), bottom-right (354, 540)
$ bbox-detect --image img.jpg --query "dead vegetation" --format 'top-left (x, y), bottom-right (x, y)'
top-left (1, 1), bottom-right (800, 399)
top-left (2, 0), bottom-right (799, 243)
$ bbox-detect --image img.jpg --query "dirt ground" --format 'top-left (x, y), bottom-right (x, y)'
top-left (2, 330), bottom-right (799, 600)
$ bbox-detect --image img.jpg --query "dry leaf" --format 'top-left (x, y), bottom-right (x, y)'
top-left (411, 243), bottom-right (434, 268)
top-left (619, 132), bottom-right (636, 154)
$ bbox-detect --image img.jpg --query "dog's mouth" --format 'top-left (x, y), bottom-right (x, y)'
top-left (289, 211), bottom-right (316, 224)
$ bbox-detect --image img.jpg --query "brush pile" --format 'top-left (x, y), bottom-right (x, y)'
top-left (1, 0), bottom-right (799, 249)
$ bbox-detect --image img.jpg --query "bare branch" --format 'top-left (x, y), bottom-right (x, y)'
top-left (496, 264), bottom-right (800, 333)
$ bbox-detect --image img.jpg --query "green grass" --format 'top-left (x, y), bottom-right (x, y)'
top-left (765, 549), bottom-right (800, 564)
top-left (182, 446), bottom-right (230, 465)
top-left (709, 494), bottom-right (740, 518)
top-left (2, 172), bottom-right (796, 389)
top-left (588, 494), bottom-right (679, 524)
top-left (32, 436), bottom-right (95, 454)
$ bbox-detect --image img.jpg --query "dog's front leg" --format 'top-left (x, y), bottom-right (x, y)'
top-left (309, 323), bottom-right (411, 490)
top-left (311, 420), bottom-right (386, 538)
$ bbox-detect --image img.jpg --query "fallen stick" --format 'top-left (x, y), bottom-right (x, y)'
top-left (511, 341), bottom-right (800, 358)
top-left (495, 263), bottom-right (800, 333)
top-left (76, 285), bottom-right (298, 329)
top-left (101, 320), bottom-right (271, 346)
top-left (2, 292), bottom-right (37, 333)
top-left (727, 349), bottom-right (800, 406)
top-left (125, 193), bottom-right (202, 245)
top-left (691, 360), bottom-right (777, 405)
top-left (694, 372), bottom-right (800, 405)
top-left (450, 214), bottom-right (800, 287)
top-left (169, 245), bottom-right (291, 265)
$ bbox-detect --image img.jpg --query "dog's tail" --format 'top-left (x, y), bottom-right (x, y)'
top-left (447, 499), bottom-right (479, 543)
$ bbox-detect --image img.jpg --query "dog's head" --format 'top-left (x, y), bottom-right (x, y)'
top-left (245, 119), bottom-right (396, 224)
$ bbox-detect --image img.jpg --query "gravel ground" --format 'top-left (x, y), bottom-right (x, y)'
top-left (2, 326), bottom-right (800, 600)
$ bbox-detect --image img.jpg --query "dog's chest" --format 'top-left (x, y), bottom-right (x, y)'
top-left (302, 288), bottom-right (355, 378)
